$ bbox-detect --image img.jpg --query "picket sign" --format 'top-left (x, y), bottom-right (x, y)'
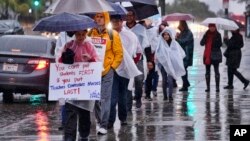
top-left (49, 38), bottom-right (107, 101)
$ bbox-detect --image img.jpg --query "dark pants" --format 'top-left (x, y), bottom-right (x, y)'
top-left (61, 105), bottom-right (66, 126)
top-left (64, 103), bottom-right (91, 141)
top-left (152, 71), bottom-right (159, 92)
top-left (160, 66), bottom-right (173, 97)
top-left (144, 47), bottom-right (152, 62)
top-left (181, 66), bottom-right (190, 88)
top-left (109, 73), bottom-right (129, 124)
top-left (127, 90), bottom-right (133, 112)
top-left (134, 60), bottom-right (144, 101)
top-left (205, 64), bottom-right (219, 76)
top-left (227, 67), bottom-right (247, 86)
top-left (145, 71), bottom-right (158, 98)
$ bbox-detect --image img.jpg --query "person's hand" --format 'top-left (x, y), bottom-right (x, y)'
top-left (82, 54), bottom-right (91, 61)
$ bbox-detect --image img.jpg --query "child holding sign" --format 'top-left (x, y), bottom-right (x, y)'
top-left (61, 30), bottom-right (98, 141)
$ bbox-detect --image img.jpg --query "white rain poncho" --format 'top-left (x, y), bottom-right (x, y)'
top-left (124, 23), bottom-right (150, 50)
top-left (146, 26), bottom-right (159, 53)
top-left (155, 27), bottom-right (186, 79)
top-left (116, 28), bottom-right (142, 79)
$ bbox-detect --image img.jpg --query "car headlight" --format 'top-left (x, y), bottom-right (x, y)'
top-left (4, 29), bottom-right (14, 34)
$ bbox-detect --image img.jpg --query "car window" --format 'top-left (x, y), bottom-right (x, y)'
top-left (0, 37), bottom-right (49, 54)
top-left (0, 20), bottom-right (13, 28)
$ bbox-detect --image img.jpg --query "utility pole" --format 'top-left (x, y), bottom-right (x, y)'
top-left (223, 0), bottom-right (229, 38)
top-left (159, 0), bottom-right (166, 16)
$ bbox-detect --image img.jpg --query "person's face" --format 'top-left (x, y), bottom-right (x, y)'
top-left (147, 62), bottom-right (154, 70)
top-left (95, 13), bottom-right (105, 26)
top-left (75, 30), bottom-right (87, 43)
top-left (126, 11), bottom-right (135, 24)
top-left (159, 25), bottom-right (166, 33)
top-left (178, 24), bottom-right (184, 31)
top-left (209, 26), bottom-right (216, 32)
top-left (163, 32), bottom-right (170, 41)
top-left (111, 19), bottom-right (123, 31)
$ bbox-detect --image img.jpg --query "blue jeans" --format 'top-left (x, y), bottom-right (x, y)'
top-left (160, 66), bottom-right (173, 97)
top-left (109, 72), bottom-right (129, 124)
top-left (152, 71), bottom-right (159, 92)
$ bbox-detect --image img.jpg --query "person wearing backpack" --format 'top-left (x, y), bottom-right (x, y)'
top-left (88, 12), bottom-right (123, 135)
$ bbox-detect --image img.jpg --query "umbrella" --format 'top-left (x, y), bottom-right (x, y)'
top-left (162, 13), bottom-right (195, 22)
top-left (108, 2), bottom-right (128, 15)
top-left (107, 0), bottom-right (156, 5)
top-left (201, 17), bottom-right (239, 30)
top-left (33, 12), bottom-right (97, 32)
top-left (107, 0), bottom-right (159, 20)
top-left (45, 0), bottom-right (114, 14)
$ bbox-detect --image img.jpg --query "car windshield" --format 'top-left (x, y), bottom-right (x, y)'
top-left (0, 21), bottom-right (13, 29)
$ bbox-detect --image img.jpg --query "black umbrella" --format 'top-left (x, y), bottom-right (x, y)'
top-left (107, 0), bottom-right (159, 20)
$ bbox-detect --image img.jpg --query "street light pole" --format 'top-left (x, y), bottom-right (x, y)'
top-left (223, 0), bottom-right (229, 38)
top-left (159, 0), bottom-right (165, 16)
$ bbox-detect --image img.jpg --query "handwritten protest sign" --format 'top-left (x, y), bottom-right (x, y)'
top-left (49, 62), bottom-right (102, 101)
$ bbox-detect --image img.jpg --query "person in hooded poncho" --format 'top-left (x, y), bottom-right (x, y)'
top-left (155, 27), bottom-right (186, 101)
top-left (61, 30), bottom-right (99, 141)
top-left (88, 12), bottom-right (123, 135)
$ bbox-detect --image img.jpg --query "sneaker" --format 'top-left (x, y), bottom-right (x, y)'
top-left (97, 128), bottom-right (107, 135)
top-left (224, 85), bottom-right (234, 89)
top-left (153, 91), bottom-right (157, 97)
top-left (121, 121), bottom-right (128, 126)
top-left (96, 124), bottom-right (100, 131)
top-left (244, 80), bottom-right (249, 89)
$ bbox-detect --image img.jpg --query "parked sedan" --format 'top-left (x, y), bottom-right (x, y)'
top-left (0, 35), bottom-right (56, 103)
top-left (0, 20), bottom-right (24, 35)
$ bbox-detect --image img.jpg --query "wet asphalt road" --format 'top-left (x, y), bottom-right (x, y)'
top-left (0, 37), bottom-right (250, 141)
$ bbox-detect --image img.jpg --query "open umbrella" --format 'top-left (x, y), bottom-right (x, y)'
top-left (45, 0), bottom-right (114, 14)
top-left (201, 17), bottom-right (239, 30)
top-left (162, 13), bottom-right (195, 22)
top-left (108, 2), bottom-right (128, 15)
top-left (107, 0), bottom-right (159, 20)
top-left (33, 12), bottom-right (97, 32)
top-left (107, 0), bottom-right (156, 5)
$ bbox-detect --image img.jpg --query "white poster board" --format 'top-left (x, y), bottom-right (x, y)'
top-left (49, 62), bottom-right (102, 101)
top-left (49, 38), bottom-right (107, 101)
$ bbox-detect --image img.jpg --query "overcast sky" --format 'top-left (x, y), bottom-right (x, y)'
top-left (167, 0), bottom-right (246, 14)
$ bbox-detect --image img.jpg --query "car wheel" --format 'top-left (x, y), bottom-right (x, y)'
top-left (3, 91), bottom-right (14, 103)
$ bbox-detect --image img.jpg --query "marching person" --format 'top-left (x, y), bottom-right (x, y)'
top-left (108, 15), bottom-right (142, 128)
top-left (223, 28), bottom-right (249, 89)
top-left (125, 10), bottom-right (150, 108)
top-left (200, 24), bottom-right (222, 92)
top-left (155, 27), bottom-right (186, 101)
top-left (61, 30), bottom-right (99, 141)
top-left (88, 12), bottom-right (123, 135)
top-left (176, 20), bottom-right (194, 92)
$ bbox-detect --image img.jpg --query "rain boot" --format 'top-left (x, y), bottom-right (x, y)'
top-left (215, 74), bottom-right (220, 92)
top-left (205, 74), bottom-right (210, 92)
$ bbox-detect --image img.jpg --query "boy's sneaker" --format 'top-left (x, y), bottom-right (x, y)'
top-left (97, 128), bottom-right (107, 135)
